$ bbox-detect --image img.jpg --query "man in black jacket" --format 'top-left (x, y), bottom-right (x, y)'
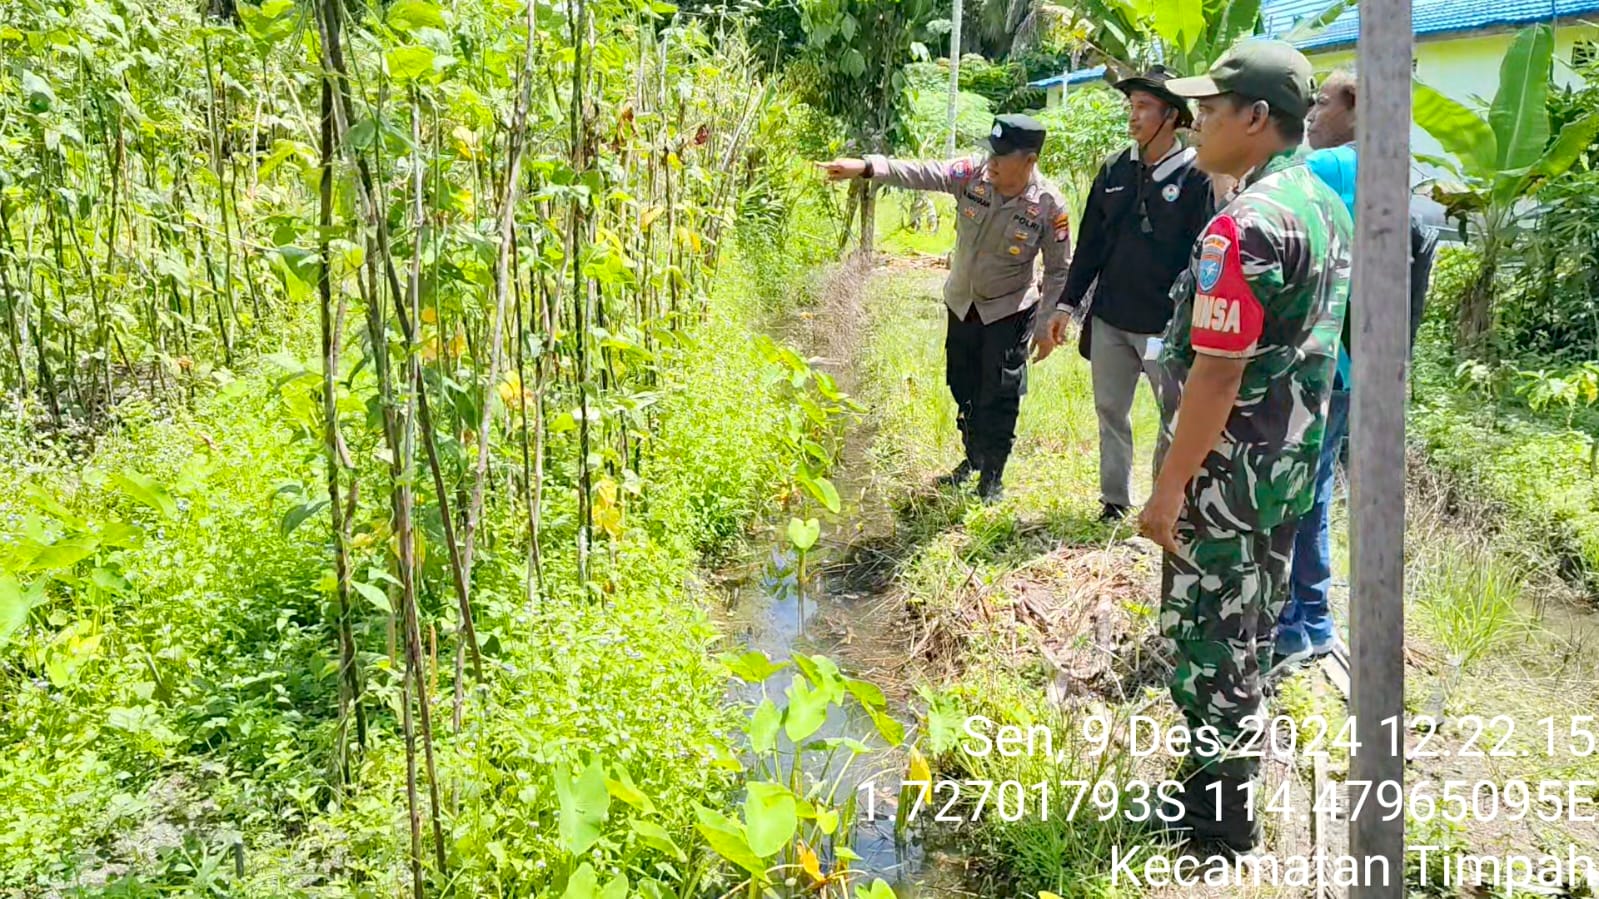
top-left (1035, 68), bottom-right (1216, 522)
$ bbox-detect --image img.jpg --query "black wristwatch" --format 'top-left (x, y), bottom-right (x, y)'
top-left (860, 159), bottom-right (874, 179)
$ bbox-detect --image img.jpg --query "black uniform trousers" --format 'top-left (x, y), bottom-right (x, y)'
top-left (945, 303), bottom-right (1034, 476)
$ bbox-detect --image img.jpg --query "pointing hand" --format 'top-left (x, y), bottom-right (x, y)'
top-left (815, 159), bottom-right (866, 182)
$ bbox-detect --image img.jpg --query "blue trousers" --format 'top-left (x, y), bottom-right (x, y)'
top-left (1275, 389), bottom-right (1349, 654)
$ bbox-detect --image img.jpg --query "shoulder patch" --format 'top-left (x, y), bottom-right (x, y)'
top-left (951, 159), bottom-right (973, 180)
top-left (1189, 214), bottom-right (1264, 357)
top-left (1197, 231), bottom-right (1229, 292)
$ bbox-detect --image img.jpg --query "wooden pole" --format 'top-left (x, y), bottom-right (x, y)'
top-left (1349, 0), bottom-right (1411, 890)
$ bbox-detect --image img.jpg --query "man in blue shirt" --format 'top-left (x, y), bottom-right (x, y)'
top-left (1272, 68), bottom-right (1440, 667)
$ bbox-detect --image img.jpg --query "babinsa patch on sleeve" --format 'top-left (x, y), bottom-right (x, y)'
top-left (1189, 214), bottom-right (1264, 356)
top-left (1197, 233), bottom-right (1229, 292)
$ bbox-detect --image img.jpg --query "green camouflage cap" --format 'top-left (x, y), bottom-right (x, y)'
top-left (1165, 39), bottom-right (1317, 119)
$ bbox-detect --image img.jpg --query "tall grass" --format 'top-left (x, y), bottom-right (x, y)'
top-left (1409, 535), bottom-right (1534, 670)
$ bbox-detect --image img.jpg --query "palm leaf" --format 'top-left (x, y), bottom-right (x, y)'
top-left (1488, 24), bottom-right (1552, 171)
top-left (1413, 80), bottom-right (1497, 178)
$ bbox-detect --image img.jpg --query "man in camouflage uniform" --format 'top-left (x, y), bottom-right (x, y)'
top-left (818, 115), bottom-right (1072, 503)
top-left (1137, 41), bottom-right (1353, 853)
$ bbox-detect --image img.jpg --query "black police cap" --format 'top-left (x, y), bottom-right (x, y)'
top-left (989, 114), bottom-right (1046, 156)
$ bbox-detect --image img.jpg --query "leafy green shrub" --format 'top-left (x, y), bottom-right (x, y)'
top-left (0, 219), bottom-right (857, 896)
top-left (956, 54), bottom-right (1044, 112)
top-left (902, 62), bottom-right (995, 155)
top-left (1498, 169), bottom-right (1599, 362)
top-left (1419, 244), bottom-right (1480, 333)
top-left (1035, 85), bottom-right (1129, 211)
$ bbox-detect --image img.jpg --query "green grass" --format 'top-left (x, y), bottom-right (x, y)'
top-left (1404, 246), bottom-right (1599, 596)
top-left (1410, 535), bottom-right (1534, 670)
top-left (856, 262), bottom-right (1160, 535)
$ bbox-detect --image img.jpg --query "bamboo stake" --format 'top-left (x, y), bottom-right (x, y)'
top-left (316, 53), bottom-right (365, 770)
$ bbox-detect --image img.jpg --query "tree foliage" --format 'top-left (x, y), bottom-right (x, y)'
top-left (1412, 23), bottom-right (1599, 354)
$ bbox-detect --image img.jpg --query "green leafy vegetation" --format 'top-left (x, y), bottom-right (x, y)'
top-left (1413, 23), bottom-right (1599, 353)
top-left (3, 0), bottom-right (1599, 892)
top-left (0, 0), bottom-right (912, 892)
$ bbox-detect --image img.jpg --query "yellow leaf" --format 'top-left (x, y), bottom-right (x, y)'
top-left (422, 336), bottom-right (440, 362)
top-left (420, 307), bottom-right (437, 325)
top-left (907, 745), bottom-right (931, 782)
top-left (798, 842), bottom-right (824, 883)
top-left (451, 125), bottom-right (478, 159)
top-left (640, 205), bottom-right (665, 231)
top-left (906, 745), bottom-right (931, 804)
top-left (497, 371), bottom-right (524, 406)
top-left (1040, 893), bottom-right (1065, 899)
top-left (449, 332), bottom-right (466, 357)
top-left (592, 477), bottom-right (623, 540)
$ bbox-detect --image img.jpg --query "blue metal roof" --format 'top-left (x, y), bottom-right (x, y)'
top-left (1029, 0), bottom-right (1595, 86)
top-left (1028, 65), bottom-right (1108, 89)
top-left (1262, 0), bottom-right (1599, 51)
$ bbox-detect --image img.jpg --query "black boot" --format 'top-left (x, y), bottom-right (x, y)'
top-left (1192, 770), bottom-right (1263, 855)
top-left (1153, 766), bottom-right (1261, 856)
top-left (1099, 502), bottom-right (1131, 522)
top-left (937, 459), bottom-right (977, 487)
top-left (977, 465), bottom-right (1005, 505)
top-left (1149, 765), bottom-right (1214, 844)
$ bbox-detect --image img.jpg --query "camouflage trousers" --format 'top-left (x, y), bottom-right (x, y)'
top-left (1160, 521), bottom-right (1298, 780)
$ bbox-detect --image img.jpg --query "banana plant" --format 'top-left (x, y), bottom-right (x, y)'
top-left (1412, 23), bottom-right (1599, 354)
top-left (1052, 0), bottom-right (1352, 81)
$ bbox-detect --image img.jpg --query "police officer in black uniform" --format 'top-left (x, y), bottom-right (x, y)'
top-left (820, 116), bottom-right (1072, 503)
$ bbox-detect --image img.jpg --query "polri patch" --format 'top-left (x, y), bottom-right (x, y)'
top-left (952, 159), bottom-right (973, 179)
top-left (1197, 233), bottom-right (1230, 292)
top-left (1162, 184), bottom-right (1180, 203)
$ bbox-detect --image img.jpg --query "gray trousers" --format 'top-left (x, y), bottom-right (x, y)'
top-left (1089, 318), bottom-right (1159, 508)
